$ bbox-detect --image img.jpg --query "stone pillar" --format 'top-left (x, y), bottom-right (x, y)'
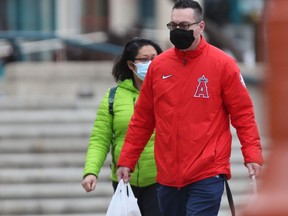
top-left (108, 0), bottom-right (138, 35)
top-left (56, 0), bottom-right (82, 35)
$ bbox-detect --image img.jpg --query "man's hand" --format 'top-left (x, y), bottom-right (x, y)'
top-left (117, 166), bottom-right (131, 183)
top-left (82, 174), bottom-right (97, 192)
top-left (246, 162), bottom-right (262, 178)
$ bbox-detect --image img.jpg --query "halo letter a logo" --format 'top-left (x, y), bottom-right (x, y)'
top-left (194, 75), bottom-right (209, 98)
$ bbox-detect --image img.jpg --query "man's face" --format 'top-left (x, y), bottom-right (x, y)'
top-left (170, 8), bottom-right (204, 45)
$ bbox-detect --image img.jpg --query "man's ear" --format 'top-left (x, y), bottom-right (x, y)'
top-left (199, 21), bottom-right (205, 34)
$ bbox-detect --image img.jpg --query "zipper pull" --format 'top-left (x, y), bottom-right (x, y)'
top-left (183, 57), bottom-right (187, 65)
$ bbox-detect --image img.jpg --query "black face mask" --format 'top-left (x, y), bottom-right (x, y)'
top-left (170, 29), bottom-right (195, 50)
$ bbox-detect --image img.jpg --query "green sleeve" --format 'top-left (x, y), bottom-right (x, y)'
top-left (83, 89), bottom-right (113, 177)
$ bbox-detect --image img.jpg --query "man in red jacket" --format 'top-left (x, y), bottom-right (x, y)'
top-left (117, 0), bottom-right (263, 215)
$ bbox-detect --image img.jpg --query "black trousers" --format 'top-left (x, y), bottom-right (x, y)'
top-left (112, 181), bottom-right (162, 216)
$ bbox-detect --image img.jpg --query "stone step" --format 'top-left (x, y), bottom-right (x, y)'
top-left (0, 197), bottom-right (111, 215)
top-left (0, 110), bottom-right (95, 124)
top-left (220, 193), bottom-right (253, 216)
top-left (0, 136), bottom-right (268, 155)
top-left (0, 163), bottom-right (250, 184)
top-left (0, 177), bottom-right (253, 200)
top-left (0, 137), bottom-right (89, 153)
top-left (0, 105), bottom-right (266, 216)
top-left (0, 124), bottom-right (92, 138)
top-left (0, 131), bottom-right (269, 154)
top-left (0, 97), bottom-right (99, 110)
top-left (0, 184), bottom-right (254, 216)
top-left (0, 153), bottom-right (83, 168)
top-left (0, 151), bottom-right (249, 169)
top-left (0, 182), bottom-right (113, 199)
top-left (0, 136), bottom-right (258, 150)
top-left (0, 153), bottom-right (113, 168)
top-left (0, 167), bottom-right (111, 184)
top-left (0, 191), bottom-right (252, 216)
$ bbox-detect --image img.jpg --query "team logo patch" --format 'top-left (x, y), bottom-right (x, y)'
top-left (194, 75), bottom-right (209, 98)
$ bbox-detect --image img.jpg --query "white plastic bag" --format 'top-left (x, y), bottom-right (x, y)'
top-left (106, 179), bottom-right (142, 216)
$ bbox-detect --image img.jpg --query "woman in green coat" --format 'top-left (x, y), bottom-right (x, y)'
top-left (82, 38), bottom-right (163, 216)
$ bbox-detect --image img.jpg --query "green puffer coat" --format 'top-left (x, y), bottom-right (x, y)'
top-left (83, 79), bottom-right (157, 187)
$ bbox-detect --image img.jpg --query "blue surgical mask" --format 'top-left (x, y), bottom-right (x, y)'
top-left (132, 60), bottom-right (151, 80)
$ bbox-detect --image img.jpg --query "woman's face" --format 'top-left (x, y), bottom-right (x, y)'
top-left (128, 45), bottom-right (158, 82)
top-left (133, 45), bottom-right (158, 64)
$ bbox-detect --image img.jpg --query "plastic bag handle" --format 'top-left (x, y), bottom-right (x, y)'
top-left (125, 182), bottom-right (135, 198)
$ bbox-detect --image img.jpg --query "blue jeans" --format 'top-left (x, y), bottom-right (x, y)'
top-left (156, 175), bottom-right (224, 216)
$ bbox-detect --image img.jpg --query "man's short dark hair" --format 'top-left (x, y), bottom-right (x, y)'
top-left (173, 0), bottom-right (203, 21)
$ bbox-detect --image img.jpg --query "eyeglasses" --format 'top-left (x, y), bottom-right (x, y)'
top-left (134, 57), bottom-right (154, 63)
top-left (166, 21), bottom-right (200, 31)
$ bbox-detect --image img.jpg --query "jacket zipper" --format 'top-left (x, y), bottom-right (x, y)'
top-left (178, 55), bottom-right (187, 189)
top-left (177, 71), bottom-right (183, 189)
top-left (183, 51), bottom-right (187, 65)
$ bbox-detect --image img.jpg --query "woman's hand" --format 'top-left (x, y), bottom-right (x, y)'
top-left (82, 174), bottom-right (97, 192)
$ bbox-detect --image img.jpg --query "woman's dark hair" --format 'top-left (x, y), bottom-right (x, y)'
top-left (173, 0), bottom-right (203, 21)
top-left (112, 38), bottom-right (162, 82)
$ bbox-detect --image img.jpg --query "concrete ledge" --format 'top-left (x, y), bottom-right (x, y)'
top-left (0, 61), bottom-right (115, 101)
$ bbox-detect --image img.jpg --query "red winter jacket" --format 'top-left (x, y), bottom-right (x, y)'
top-left (118, 37), bottom-right (263, 188)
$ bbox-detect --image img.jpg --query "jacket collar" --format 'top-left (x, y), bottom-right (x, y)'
top-left (118, 79), bottom-right (139, 93)
top-left (174, 36), bottom-right (207, 59)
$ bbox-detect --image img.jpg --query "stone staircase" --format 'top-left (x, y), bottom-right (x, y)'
top-left (0, 98), bottom-right (115, 216)
top-left (0, 62), bottom-right (268, 216)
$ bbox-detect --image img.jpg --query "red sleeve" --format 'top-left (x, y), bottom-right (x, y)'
top-left (222, 60), bottom-right (263, 165)
top-left (117, 65), bottom-right (156, 171)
